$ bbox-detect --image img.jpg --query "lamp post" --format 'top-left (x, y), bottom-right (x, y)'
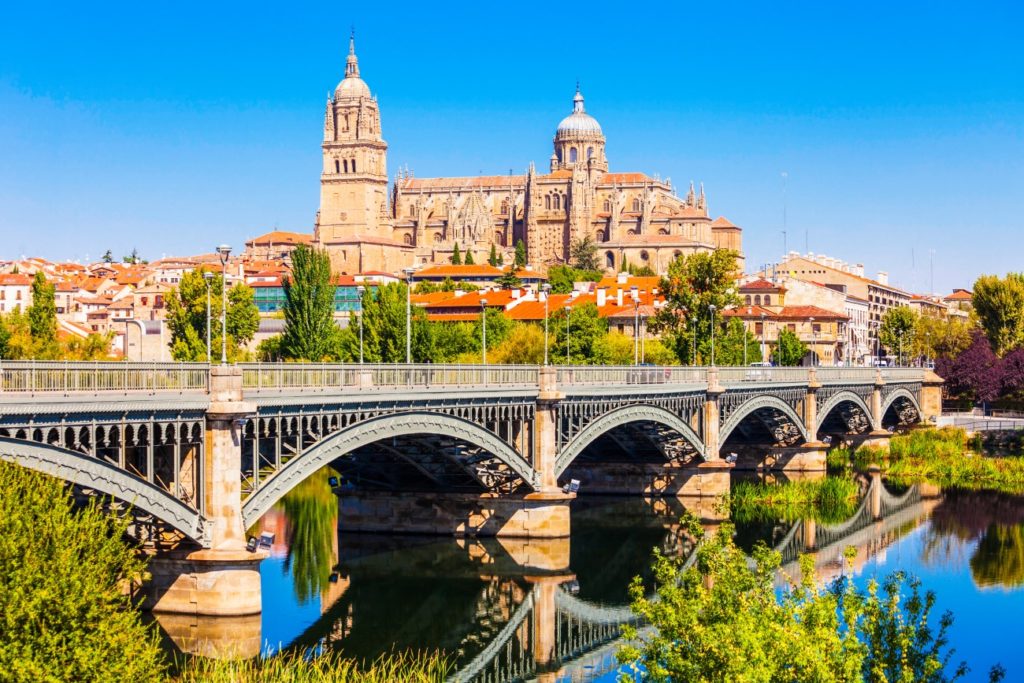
top-left (216, 244), bottom-right (232, 364)
top-left (565, 304), bottom-right (571, 364)
top-left (641, 313), bottom-right (647, 364)
top-left (898, 330), bottom-right (903, 367)
top-left (541, 283), bottom-right (551, 365)
top-left (480, 298), bottom-right (488, 364)
top-left (631, 285), bottom-right (639, 365)
top-left (760, 312), bottom-right (767, 364)
top-left (709, 304), bottom-right (717, 366)
top-left (356, 285), bottom-right (365, 364)
top-left (403, 266), bottom-right (416, 364)
top-left (203, 271), bottom-right (213, 362)
top-left (809, 316), bottom-right (816, 366)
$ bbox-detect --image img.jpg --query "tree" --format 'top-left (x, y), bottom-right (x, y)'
top-left (973, 274), bottom-right (1024, 356)
top-left (0, 317), bottom-right (10, 359)
top-left (27, 272), bottom-right (57, 358)
top-left (495, 269), bottom-right (522, 290)
top-left (122, 247), bottom-right (142, 264)
top-left (63, 332), bottom-right (114, 360)
top-left (166, 270), bottom-right (259, 362)
top-left (281, 245), bottom-right (337, 361)
top-left (360, 282), bottom-right (411, 362)
top-left (452, 242), bottom-right (462, 265)
top-left (488, 244), bottom-right (499, 267)
top-left (489, 323), bottom-right (546, 364)
top-left (774, 327), bottom-right (808, 366)
top-left (914, 314), bottom-right (975, 362)
top-left (618, 515), bottom-right (1001, 683)
top-left (0, 462), bottom-right (165, 681)
top-left (0, 310), bottom-right (32, 359)
top-left (570, 235), bottom-right (600, 271)
top-left (464, 249), bottom-right (475, 265)
top-left (935, 331), bottom-right (1003, 404)
top-left (547, 264), bottom-right (601, 294)
top-left (514, 239), bottom-right (527, 268)
top-left (655, 250), bottom-right (742, 365)
top-left (553, 303), bottom-right (609, 364)
top-left (713, 317), bottom-right (764, 366)
top-left (880, 306), bottom-right (918, 361)
top-left (102, 249), bottom-right (114, 263)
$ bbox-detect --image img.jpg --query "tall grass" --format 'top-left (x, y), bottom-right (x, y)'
top-left (731, 476), bottom-right (860, 524)
top-left (171, 649), bottom-right (450, 683)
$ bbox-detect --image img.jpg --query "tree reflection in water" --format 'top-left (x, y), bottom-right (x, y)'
top-left (279, 468), bottom-right (338, 605)
top-left (925, 490), bottom-right (1024, 589)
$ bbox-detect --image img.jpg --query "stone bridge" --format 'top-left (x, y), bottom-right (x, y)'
top-left (0, 361), bottom-right (941, 616)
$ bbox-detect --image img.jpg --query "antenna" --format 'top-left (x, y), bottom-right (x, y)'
top-left (929, 249), bottom-right (935, 295)
top-left (781, 171), bottom-right (789, 255)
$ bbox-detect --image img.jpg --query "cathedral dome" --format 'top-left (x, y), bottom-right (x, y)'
top-left (335, 34), bottom-right (371, 100)
top-left (555, 88), bottom-right (602, 137)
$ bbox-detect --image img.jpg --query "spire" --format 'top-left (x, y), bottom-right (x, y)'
top-left (572, 82), bottom-right (585, 114)
top-left (345, 28), bottom-right (360, 79)
top-left (687, 180), bottom-right (696, 205)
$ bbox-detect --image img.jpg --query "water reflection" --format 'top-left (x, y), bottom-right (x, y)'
top-left (156, 471), bottom-right (1024, 681)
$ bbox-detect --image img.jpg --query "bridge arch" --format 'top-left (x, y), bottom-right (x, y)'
top-left (816, 390), bottom-right (875, 433)
top-left (242, 411), bottom-right (537, 529)
top-left (720, 395), bottom-right (809, 446)
top-left (0, 436), bottom-right (208, 545)
top-left (554, 404), bottom-right (704, 478)
top-left (881, 387), bottom-right (922, 425)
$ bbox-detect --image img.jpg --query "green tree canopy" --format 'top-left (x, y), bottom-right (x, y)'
top-left (547, 264), bottom-right (602, 294)
top-left (773, 327), bottom-right (808, 366)
top-left (281, 245), bottom-right (337, 361)
top-left (28, 271), bottom-right (58, 357)
top-left (880, 306), bottom-right (918, 360)
top-left (488, 244), bottom-right (499, 267)
top-left (495, 269), bottom-right (522, 290)
top-left (570, 235), bottom-right (600, 271)
top-left (514, 239), bottom-right (526, 268)
top-left (452, 242), bottom-right (462, 265)
top-left (553, 303), bottom-right (609, 364)
top-left (464, 249), bottom-right (475, 265)
top-left (166, 270), bottom-right (259, 362)
top-left (0, 462), bottom-right (165, 681)
top-left (973, 273), bottom-right (1024, 356)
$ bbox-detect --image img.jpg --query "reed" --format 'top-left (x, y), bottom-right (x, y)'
top-left (730, 476), bottom-right (860, 524)
top-left (170, 649), bottom-right (450, 683)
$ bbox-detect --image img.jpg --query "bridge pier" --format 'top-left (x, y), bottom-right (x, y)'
top-left (143, 366), bottom-right (265, 616)
top-left (920, 370), bottom-right (945, 423)
top-left (150, 612), bottom-right (262, 659)
top-left (562, 460), bottom-right (732, 499)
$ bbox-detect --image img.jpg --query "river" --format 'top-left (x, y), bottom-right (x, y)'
top-left (158, 471), bottom-right (1024, 681)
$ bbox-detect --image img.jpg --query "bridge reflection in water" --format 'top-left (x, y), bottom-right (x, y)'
top-left (151, 470), bottom-right (942, 682)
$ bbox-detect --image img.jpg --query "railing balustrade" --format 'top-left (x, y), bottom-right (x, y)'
top-left (0, 361), bottom-right (929, 394)
top-left (0, 361), bottom-right (209, 393)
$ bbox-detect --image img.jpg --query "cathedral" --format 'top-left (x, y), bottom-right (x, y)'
top-left (313, 36), bottom-right (744, 275)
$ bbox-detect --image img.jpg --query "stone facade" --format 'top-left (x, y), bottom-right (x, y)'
top-left (313, 37), bottom-right (743, 275)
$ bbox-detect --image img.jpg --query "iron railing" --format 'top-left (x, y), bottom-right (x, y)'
top-left (0, 361), bottom-right (209, 393)
top-left (0, 361), bottom-right (930, 394)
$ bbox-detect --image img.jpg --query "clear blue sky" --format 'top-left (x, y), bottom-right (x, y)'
top-left (1, 1), bottom-right (1021, 294)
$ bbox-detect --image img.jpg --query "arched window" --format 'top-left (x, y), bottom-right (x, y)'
top-left (658, 228), bottom-right (669, 235)
top-left (545, 195), bottom-right (551, 210)
top-left (745, 295), bottom-right (752, 305)
top-left (403, 234), bottom-right (413, 245)
top-left (763, 295), bottom-right (771, 306)
top-left (554, 194), bottom-right (561, 210)
top-left (351, 159), bottom-right (356, 173)
top-left (569, 147), bottom-right (578, 163)
top-left (603, 199), bottom-right (611, 212)
top-left (433, 233), bottom-right (442, 243)
top-left (632, 198), bottom-right (641, 212)
top-left (343, 159), bottom-right (348, 173)
top-left (495, 231), bottom-right (504, 244)
top-left (587, 147), bottom-right (594, 159)
top-left (595, 230), bottom-right (604, 242)
top-left (334, 159), bottom-right (340, 173)
top-left (605, 251), bottom-right (615, 269)
top-left (501, 199), bottom-right (509, 214)
top-left (754, 295), bottom-right (762, 305)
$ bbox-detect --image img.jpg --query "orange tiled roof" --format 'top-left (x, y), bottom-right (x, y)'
top-left (600, 172), bottom-right (653, 185)
top-left (403, 175), bottom-right (526, 190)
top-left (711, 216), bottom-right (739, 229)
top-left (424, 290), bottom-right (520, 310)
top-left (595, 275), bottom-right (661, 292)
top-left (415, 264), bottom-right (505, 279)
top-left (246, 230), bottom-right (312, 246)
top-left (0, 274), bottom-right (33, 286)
top-left (945, 289), bottom-right (973, 301)
top-left (411, 292), bottom-right (458, 306)
top-left (776, 305), bottom-right (848, 320)
top-left (723, 305), bottom-right (777, 318)
top-left (741, 278), bottom-right (784, 291)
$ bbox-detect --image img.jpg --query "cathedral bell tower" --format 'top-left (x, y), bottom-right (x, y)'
top-left (315, 33), bottom-right (389, 246)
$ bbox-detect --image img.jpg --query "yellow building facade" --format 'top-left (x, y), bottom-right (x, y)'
top-left (314, 37), bottom-right (743, 275)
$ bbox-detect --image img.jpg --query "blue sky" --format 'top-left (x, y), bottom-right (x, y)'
top-left (1, 1), bottom-right (1021, 293)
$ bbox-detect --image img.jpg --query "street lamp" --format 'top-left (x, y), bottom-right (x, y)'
top-left (203, 271), bottom-right (213, 362)
top-left (356, 285), bottom-right (365, 364)
top-left (641, 312), bottom-right (647, 364)
top-left (809, 316), bottom-right (816, 366)
top-left (403, 266), bottom-right (416, 364)
top-left (480, 298), bottom-right (488, 365)
top-left (898, 330), bottom-right (903, 367)
top-left (759, 312), bottom-right (767, 364)
top-left (709, 304), bottom-right (717, 366)
top-left (564, 304), bottom-right (572, 364)
top-left (631, 286), bottom-right (639, 365)
top-left (541, 283), bottom-right (551, 365)
top-left (216, 244), bottom-right (232, 364)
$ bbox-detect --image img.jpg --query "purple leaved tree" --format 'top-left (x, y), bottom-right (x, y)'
top-left (936, 331), bottom-right (1003, 405)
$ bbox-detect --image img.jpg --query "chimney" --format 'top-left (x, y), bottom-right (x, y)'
top-left (570, 290), bottom-right (580, 300)
top-left (617, 272), bottom-right (628, 285)
top-left (853, 263), bottom-right (865, 278)
top-left (616, 289), bottom-right (623, 307)
top-left (596, 287), bottom-right (607, 307)
top-left (511, 288), bottom-right (521, 299)
top-left (876, 271), bottom-right (889, 286)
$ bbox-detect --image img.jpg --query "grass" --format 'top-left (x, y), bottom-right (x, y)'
top-left (857, 427), bottom-right (1024, 496)
top-left (170, 649), bottom-right (450, 683)
top-left (730, 476), bottom-right (860, 524)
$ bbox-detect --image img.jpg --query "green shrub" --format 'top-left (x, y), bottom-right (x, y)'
top-left (0, 461), bottom-right (166, 683)
top-left (171, 649), bottom-right (449, 682)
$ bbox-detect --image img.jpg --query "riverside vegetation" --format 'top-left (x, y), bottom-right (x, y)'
top-left (0, 461), bottom-right (448, 683)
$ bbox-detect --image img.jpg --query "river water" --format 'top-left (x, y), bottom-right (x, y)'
top-left (168, 472), bottom-right (1024, 681)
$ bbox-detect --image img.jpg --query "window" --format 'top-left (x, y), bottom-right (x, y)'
top-left (334, 159), bottom-right (340, 173)
top-left (603, 199), bottom-right (611, 212)
top-left (640, 250), bottom-right (649, 262)
top-left (754, 295), bottom-right (761, 305)
top-left (812, 323), bottom-right (821, 334)
top-left (351, 159), bottom-right (356, 173)
top-left (763, 295), bottom-right (771, 306)
top-left (595, 230), bottom-right (604, 242)
top-left (553, 194), bottom-right (561, 210)
top-left (545, 195), bottom-right (551, 210)
top-left (587, 146), bottom-right (594, 159)
top-left (658, 228), bottom-right (669, 235)
top-left (605, 251), bottom-right (615, 269)
top-left (788, 323), bottom-right (797, 332)
top-left (403, 234), bottom-right (413, 245)
top-left (745, 295), bottom-right (751, 305)
top-left (755, 322), bottom-right (764, 335)
top-left (569, 147), bottom-right (578, 163)
top-left (343, 159), bottom-right (349, 173)
top-left (501, 199), bottom-right (509, 214)
top-left (632, 198), bottom-right (641, 212)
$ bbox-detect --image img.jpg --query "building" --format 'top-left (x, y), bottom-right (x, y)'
top-left (774, 252), bottom-right (911, 355)
top-left (313, 36), bottom-right (743, 276)
top-left (943, 289), bottom-right (973, 313)
top-left (249, 275), bottom-right (369, 315)
top-left (244, 231), bottom-right (312, 262)
top-left (0, 274), bottom-right (33, 313)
